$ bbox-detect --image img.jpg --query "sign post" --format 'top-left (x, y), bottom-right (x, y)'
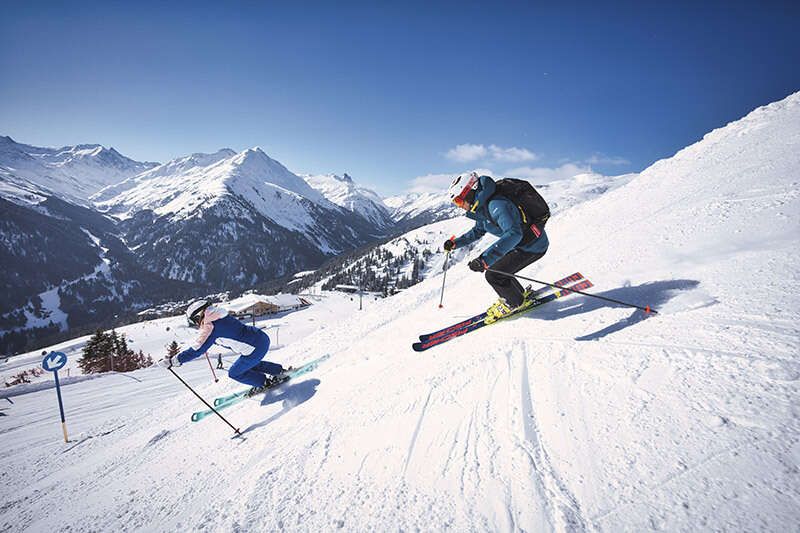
top-left (42, 351), bottom-right (69, 442)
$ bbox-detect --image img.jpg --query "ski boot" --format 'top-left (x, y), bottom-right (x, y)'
top-left (485, 298), bottom-right (515, 324)
top-left (518, 285), bottom-right (538, 309)
top-left (246, 376), bottom-right (276, 397)
top-left (272, 366), bottom-right (294, 385)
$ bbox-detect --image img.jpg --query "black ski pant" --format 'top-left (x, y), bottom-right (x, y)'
top-left (485, 249), bottom-right (546, 308)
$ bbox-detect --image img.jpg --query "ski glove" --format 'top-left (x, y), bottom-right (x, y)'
top-left (443, 238), bottom-right (455, 252)
top-left (158, 355), bottom-right (178, 368)
top-left (468, 257), bottom-right (488, 272)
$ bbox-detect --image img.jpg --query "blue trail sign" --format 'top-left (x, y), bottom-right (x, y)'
top-left (42, 351), bottom-right (69, 442)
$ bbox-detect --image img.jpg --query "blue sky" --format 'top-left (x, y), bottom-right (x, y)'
top-left (2, 1), bottom-right (798, 195)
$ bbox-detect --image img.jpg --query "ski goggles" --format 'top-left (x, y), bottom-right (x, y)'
top-left (188, 304), bottom-right (210, 327)
top-left (452, 174), bottom-right (479, 209)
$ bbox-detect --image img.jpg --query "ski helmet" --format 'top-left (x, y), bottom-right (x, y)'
top-left (448, 172), bottom-right (480, 210)
top-left (186, 299), bottom-right (211, 327)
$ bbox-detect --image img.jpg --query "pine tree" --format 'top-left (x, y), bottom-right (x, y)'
top-left (78, 330), bottom-right (154, 374)
top-left (167, 341), bottom-right (179, 358)
top-left (79, 330), bottom-right (114, 374)
top-left (411, 256), bottom-right (421, 284)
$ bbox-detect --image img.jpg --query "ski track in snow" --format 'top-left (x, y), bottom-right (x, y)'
top-left (511, 341), bottom-right (587, 532)
top-left (2, 93), bottom-right (800, 532)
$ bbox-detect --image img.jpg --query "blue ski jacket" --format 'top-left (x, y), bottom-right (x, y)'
top-left (452, 175), bottom-right (549, 266)
top-left (177, 314), bottom-right (268, 364)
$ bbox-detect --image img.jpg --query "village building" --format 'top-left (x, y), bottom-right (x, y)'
top-left (334, 284), bottom-right (360, 294)
top-left (225, 293), bottom-right (311, 318)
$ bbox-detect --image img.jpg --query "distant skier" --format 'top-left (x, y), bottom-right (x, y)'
top-left (161, 300), bottom-right (288, 395)
top-left (216, 353), bottom-right (224, 370)
top-left (444, 172), bottom-right (550, 322)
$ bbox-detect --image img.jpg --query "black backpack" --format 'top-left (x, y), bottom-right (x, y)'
top-left (491, 178), bottom-right (550, 244)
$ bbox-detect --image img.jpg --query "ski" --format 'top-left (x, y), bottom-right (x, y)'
top-left (412, 279), bottom-right (594, 352)
top-left (418, 272), bottom-right (584, 343)
top-left (191, 354), bottom-right (330, 422)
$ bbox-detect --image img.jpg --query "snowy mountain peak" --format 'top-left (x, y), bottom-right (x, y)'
top-left (0, 136), bottom-right (157, 204)
top-left (93, 146), bottom-right (338, 229)
top-left (231, 146), bottom-right (273, 167)
top-left (90, 146), bottom-right (380, 288)
top-left (303, 172), bottom-right (392, 228)
top-left (0, 136), bottom-right (33, 161)
top-left (89, 149), bottom-right (238, 204)
top-left (145, 148), bottom-right (235, 176)
top-left (222, 147), bottom-right (326, 204)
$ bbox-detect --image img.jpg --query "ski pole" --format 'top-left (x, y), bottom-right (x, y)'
top-left (167, 366), bottom-right (241, 435)
top-left (487, 268), bottom-right (657, 314)
top-left (438, 249), bottom-right (452, 309)
top-left (204, 352), bottom-right (219, 382)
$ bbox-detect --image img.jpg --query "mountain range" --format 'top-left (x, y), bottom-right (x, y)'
top-left (0, 136), bottom-right (462, 353)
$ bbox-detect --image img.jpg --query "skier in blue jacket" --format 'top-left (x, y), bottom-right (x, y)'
top-left (163, 300), bottom-right (289, 395)
top-left (444, 172), bottom-right (549, 322)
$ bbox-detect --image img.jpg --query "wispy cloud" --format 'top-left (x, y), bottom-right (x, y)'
top-left (408, 168), bottom-right (493, 193)
top-left (408, 173), bottom-right (457, 193)
top-left (445, 143), bottom-right (538, 163)
top-left (488, 145), bottom-right (538, 162)
top-left (445, 144), bottom-right (488, 162)
top-left (585, 153), bottom-right (631, 166)
top-left (506, 163), bottom-right (592, 183)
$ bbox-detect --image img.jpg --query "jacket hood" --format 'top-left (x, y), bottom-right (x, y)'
top-left (464, 175), bottom-right (496, 219)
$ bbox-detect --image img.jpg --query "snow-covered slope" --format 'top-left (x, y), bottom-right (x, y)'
top-left (303, 172), bottom-right (393, 229)
top-left (1, 93), bottom-right (799, 532)
top-left (384, 190), bottom-right (461, 229)
top-left (0, 136), bottom-right (156, 205)
top-left (91, 148), bottom-right (237, 204)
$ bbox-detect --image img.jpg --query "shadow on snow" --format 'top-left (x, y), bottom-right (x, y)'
top-left (239, 378), bottom-right (321, 435)
top-left (519, 279), bottom-right (704, 341)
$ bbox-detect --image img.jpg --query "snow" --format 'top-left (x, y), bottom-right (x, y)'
top-left (384, 189), bottom-right (460, 222)
top-left (224, 293), bottom-right (308, 314)
top-left (2, 92), bottom-right (800, 531)
top-left (91, 149), bottom-right (236, 204)
top-left (0, 136), bottom-right (156, 205)
top-left (21, 286), bottom-right (68, 332)
top-left (93, 147), bottom-right (336, 233)
top-left (1, 229), bottom-right (115, 335)
top-left (303, 172), bottom-right (392, 228)
top-left (0, 174), bottom-right (47, 207)
top-left (264, 294), bottom-right (308, 308)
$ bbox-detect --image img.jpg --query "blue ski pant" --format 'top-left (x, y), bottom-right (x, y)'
top-left (227, 334), bottom-right (283, 387)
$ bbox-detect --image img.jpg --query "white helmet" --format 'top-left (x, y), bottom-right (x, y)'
top-left (447, 172), bottom-right (479, 209)
top-left (186, 299), bottom-right (211, 327)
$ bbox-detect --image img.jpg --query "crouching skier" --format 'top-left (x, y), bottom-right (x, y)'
top-left (444, 172), bottom-right (550, 323)
top-left (163, 300), bottom-right (289, 396)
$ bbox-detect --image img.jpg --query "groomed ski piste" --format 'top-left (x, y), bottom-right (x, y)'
top-left (2, 92), bottom-right (799, 532)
